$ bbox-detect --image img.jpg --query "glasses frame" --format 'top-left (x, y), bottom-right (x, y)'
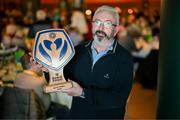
top-left (92, 19), bottom-right (117, 28)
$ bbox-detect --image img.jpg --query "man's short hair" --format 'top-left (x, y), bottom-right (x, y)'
top-left (93, 5), bottom-right (120, 25)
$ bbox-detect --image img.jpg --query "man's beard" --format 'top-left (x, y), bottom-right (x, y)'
top-left (94, 30), bottom-right (110, 41)
top-left (93, 31), bottom-right (110, 46)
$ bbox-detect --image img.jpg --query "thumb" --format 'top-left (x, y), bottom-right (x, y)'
top-left (67, 79), bottom-right (72, 82)
top-left (67, 79), bottom-right (79, 88)
top-left (67, 79), bottom-right (75, 87)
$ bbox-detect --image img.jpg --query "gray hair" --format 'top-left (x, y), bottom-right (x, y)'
top-left (93, 5), bottom-right (120, 25)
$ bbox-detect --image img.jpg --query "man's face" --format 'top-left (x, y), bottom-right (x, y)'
top-left (92, 11), bottom-right (118, 42)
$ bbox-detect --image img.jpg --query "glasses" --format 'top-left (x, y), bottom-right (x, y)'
top-left (93, 20), bottom-right (117, 28)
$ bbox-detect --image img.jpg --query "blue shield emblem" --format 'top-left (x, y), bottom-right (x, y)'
top-left (33, 29), bottom-right (75, 71)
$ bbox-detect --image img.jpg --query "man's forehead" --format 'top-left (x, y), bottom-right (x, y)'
top-left (95, 10), bottom-right (113, 16)
top-left (93, 11), bottom-right (115, 21)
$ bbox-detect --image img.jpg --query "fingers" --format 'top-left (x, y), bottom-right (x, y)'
top-left (67, 79), bottom-right (81, 89)
top-left (61, 89), bottom-right (70, 93)
top-left (61, 87), bottom-right (73, 93)
top-left (67, 79), bottom-right (72, 81)
top-left (60, 80), bottom-right (83, 96)
top-left (71, 80), bottom-right (79, 87)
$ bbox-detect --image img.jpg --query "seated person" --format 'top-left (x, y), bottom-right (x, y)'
top-left (14, 54), bottom-right (50, 111)
top-left (0, 86), bottom-right (46, 119)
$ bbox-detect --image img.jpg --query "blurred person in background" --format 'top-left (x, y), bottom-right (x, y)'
top-left (12, 29), bottom-right (28, 52)
top-left (52, 20), bottom-right (62, 29)
top-left (27, 10), bottom-right (52, 51)
top-left (28, 9), bottom-right (52, 39)
top-left (64, 10), bottom-right (89, 46)
top-left (67, 26), bottom-right (84, 46)
top-left (1, 17), bottom-right (18, 49)
top-left (14, 54), bottom-right (51, 112)
top-left (70, 10), bottom-right (88, 42)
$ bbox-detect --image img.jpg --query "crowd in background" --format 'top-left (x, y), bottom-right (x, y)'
top-left (0, 2), bottom-right (160, 119)
top-left (0, 3), bottom-right (159, 50)
top-left (0, 3), bottom-right (160, 87)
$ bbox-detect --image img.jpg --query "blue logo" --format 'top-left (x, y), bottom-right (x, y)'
top-left (33, 29), bottom-right (75, 71)
top-left (39, 38), bottom-right (68, 63)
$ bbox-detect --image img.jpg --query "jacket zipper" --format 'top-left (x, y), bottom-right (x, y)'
top-left (88, 50), bottom-right (115, 72)
top-left (86, 41), bottom-right (117, 72)
top-left (87, 50), bottom-right (94, 72)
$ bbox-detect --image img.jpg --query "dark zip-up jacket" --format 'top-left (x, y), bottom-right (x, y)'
top-left (64, 40), bottom-right (133, 119)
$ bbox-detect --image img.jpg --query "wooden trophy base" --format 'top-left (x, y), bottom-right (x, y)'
top-left (44, 81), bottom-right (72, 93)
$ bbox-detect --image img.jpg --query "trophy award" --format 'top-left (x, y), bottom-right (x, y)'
top-left (33, 29), bottom-right (75, 93)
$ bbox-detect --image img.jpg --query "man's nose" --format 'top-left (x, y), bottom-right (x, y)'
top-left (98, 23), bottom-right (104, 30)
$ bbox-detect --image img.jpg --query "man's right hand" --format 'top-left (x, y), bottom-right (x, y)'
top-left (29, 52), bottom-right (49, 72)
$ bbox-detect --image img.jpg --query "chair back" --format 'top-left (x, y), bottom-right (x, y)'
top-left (0, 87), bottom-right (46, 119)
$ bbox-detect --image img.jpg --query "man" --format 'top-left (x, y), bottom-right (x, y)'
top-left (32, 5), bottom-right (133, 119)
top-left (62, 5), bottom-right (133, 119)
top-left (14, 54), bottom-right (51, 111)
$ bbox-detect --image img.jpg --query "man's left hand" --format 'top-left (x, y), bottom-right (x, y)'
top-left (61, 79), bottom-right (83, 97)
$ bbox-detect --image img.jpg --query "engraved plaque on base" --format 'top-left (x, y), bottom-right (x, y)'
top-left (33, 29), bottom-right (75, 93)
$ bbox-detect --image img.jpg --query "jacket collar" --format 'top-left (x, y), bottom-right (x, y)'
top-left (85, 39), bottom-right (118, 54)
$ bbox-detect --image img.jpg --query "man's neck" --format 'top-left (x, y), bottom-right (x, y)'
top-left (93, 39), bottom-right (114, 53)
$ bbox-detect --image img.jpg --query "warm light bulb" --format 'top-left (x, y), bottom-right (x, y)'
top-left (85, 9), bottom-right (92, 16)
top-left (128, 9), bottom-right (133, 14)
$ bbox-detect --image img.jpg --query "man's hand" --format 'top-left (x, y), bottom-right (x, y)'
top-left (61, 79), bottom-right (83, 97)
top-left (29, 52), bottom-right (49, 72)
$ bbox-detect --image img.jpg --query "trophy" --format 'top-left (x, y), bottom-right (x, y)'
top-left (33, 29), bottom-right (75, 93)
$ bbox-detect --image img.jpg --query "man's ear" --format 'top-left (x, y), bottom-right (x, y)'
top-left (114, 25), bottom-right (121, 36)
